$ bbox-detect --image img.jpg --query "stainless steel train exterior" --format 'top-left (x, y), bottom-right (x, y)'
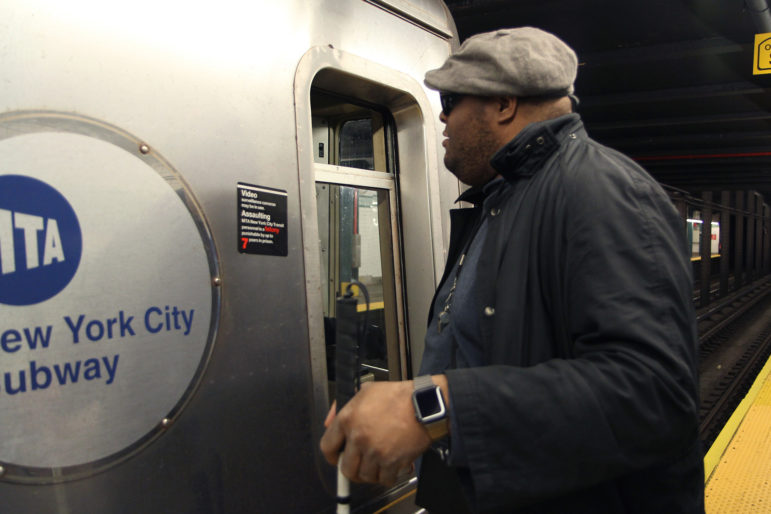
top-left (0, 1), bottom-right (461, 512)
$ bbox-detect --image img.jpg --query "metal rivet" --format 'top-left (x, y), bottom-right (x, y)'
top-left (490, 208), bottom-right (501, 217)
top-left (484, 306), bottom-right (495, 316)
top-left (213, 277), bottom-right (222, 286)
top-left (525, 144), bottom-right (532, 150)
top-left (536, 136), bottom-right (545, 145)
top-left (160, 418), bottom-right (171, 428)
top-left (569, 133), bottom-right (577, 139)
top-left (139, 144), bottom-right (150, 154)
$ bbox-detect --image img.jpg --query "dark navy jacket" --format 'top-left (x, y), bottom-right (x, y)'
top-left (425, 114), bottom-right (704, 513)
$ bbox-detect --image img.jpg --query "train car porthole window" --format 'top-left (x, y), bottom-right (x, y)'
top-left (311, 88), bottom-right (406, 401)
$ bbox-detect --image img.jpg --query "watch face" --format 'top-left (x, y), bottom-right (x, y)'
top-left (415, 388), bottom-right (444, 419)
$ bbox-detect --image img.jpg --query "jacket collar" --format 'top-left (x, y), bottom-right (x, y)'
top-left (455, 177), bottom-right (507, 206)
top-left (456, 183), bottom-right (487, 206)
top-left (490, 113), bottom-right (584, 179)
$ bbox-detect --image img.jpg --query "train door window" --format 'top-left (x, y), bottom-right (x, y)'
top-left (688, 209), bottom-right (701, 259)
top-left (689, 208), bottom-right (720, 259)
top-left (311, 89), bottom-right (406, 398)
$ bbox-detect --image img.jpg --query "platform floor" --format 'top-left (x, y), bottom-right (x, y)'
top-left (704, 356), bottom-right (771, 513)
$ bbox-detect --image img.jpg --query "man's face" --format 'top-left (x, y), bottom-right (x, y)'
top-left (439, 94), bottom-right (501, 187)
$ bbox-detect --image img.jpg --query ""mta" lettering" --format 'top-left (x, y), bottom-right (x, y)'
top-left (0, 208), bottom-right (65, 275)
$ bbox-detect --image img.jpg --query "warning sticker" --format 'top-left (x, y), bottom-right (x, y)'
top-left (237, 183), bottom-right (288, 256)
top-left (753, 32), bottom-right (771, 75)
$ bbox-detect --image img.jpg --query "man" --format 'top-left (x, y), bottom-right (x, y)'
top-left (321, 27), bottom-right (704, 513)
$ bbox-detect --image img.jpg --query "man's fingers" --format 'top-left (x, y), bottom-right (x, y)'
top-left (339, 438), bottom-right (362, 482)
top-left (319, 415), bottom-right (344, 466)
top-left (377, 462), bottom-right (400, 487)
top-left (320, 381), bottom-right (428, 485)
top-left (324, 401), bottom-right (337, 428)
top-left (357, 448), bottom-right (380, 483)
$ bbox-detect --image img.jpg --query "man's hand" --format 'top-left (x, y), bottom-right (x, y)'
top-left (320, 380), bottom-right (432, 486)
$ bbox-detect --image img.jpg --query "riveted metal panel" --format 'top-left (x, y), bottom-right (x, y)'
top-left (0, 1), bottom-right (457, 512)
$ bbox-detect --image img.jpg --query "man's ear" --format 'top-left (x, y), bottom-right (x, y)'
top-left (496, 96), bottom-right (518, 123)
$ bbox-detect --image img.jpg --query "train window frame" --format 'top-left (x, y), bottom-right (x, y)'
top-left (294, 46), bottom-right (452, 496)
top-left (310, 89), bottom-right (407, 389)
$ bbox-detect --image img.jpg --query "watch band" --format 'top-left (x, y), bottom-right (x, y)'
top-left (413, 374), bottom-right (436, 391)
top-left (424, 415), bottom-right (449, 440)
top-left (413, 375), bottom-right (449, 441)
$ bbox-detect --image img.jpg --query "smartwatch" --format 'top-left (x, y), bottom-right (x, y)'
top-left (412, 375), bottom-right (448, 441)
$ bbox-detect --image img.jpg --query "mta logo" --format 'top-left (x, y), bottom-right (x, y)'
top-left (0, 175), bottom-right (82, 305)
top-left (0, 210), bottom-right (65, 274)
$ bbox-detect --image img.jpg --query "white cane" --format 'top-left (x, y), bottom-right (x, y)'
top-left (334, 281), bottom-right (369, 513)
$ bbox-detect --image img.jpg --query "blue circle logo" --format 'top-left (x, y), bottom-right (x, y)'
top-left (0, 175), bottom-right (82, 305)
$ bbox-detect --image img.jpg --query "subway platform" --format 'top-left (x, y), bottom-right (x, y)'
top-left (704, 356), bottom-right (771, 512)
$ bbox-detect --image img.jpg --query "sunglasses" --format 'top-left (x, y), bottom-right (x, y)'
top-left (440, 92), bottom-right (465, 116)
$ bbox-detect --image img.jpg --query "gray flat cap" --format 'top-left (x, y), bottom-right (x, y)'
top-left (425, 27), bottom-right (578, 97)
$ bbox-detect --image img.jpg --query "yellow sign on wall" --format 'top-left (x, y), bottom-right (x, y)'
top-left (754, 32), bottom-right (771, 75)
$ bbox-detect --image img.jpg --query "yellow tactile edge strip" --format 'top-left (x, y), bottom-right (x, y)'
top-left (704, 355), bottom-right (771, 481)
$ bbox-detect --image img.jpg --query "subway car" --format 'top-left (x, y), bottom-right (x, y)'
top-left (0, 1), bottom-right (460, 512)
